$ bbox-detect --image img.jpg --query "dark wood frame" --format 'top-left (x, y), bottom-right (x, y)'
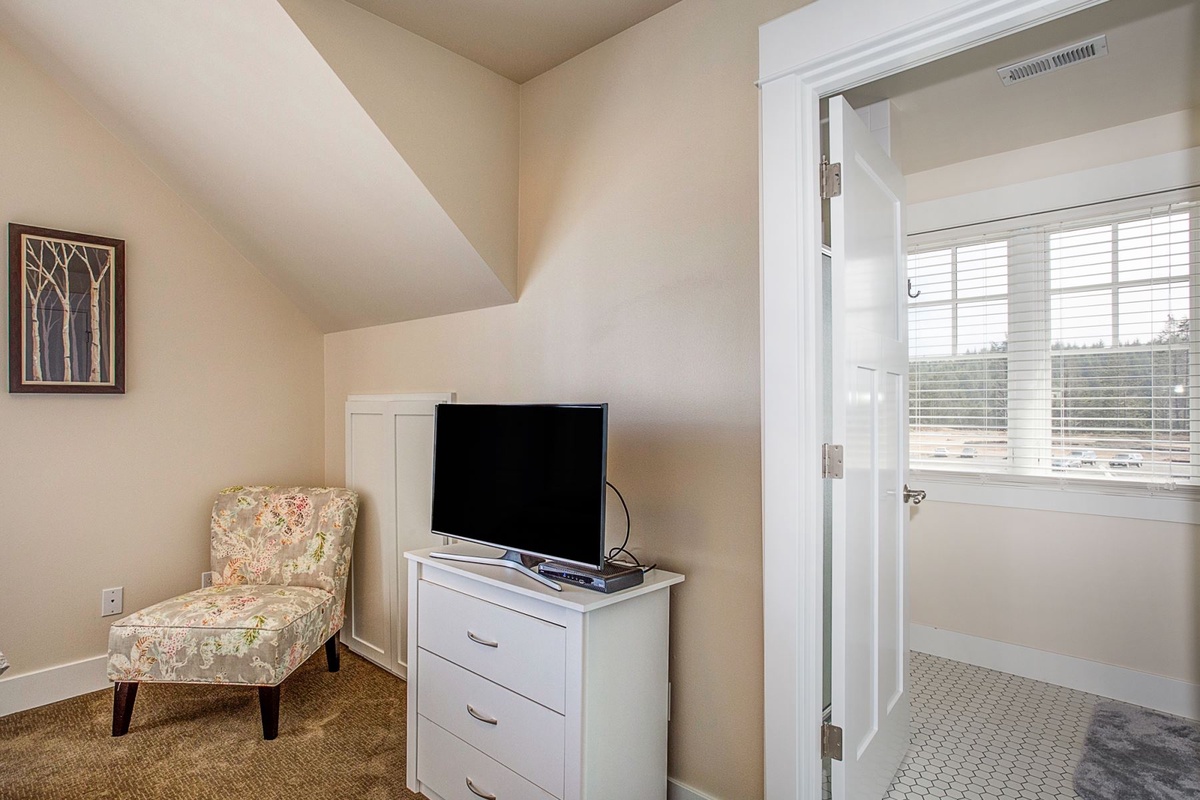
top-left (258, 685), bottom-right (281, 740)
top-left (111, 681), bottom-right (137, 736)
top-left (111, 636), bottom-right (341, 740)
top-left (8, 223), bottom-right (126, 394)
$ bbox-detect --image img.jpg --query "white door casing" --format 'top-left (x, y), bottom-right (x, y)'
top-left (828, 96), bottom-right (908, 800)
top-left (758, 2), bottom-right (1110, 799)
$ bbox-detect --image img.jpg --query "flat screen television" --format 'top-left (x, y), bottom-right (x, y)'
top-left (430, 403), bottom-right (608, 575)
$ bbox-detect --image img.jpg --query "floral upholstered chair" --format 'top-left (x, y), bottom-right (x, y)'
top-left (107, 486), bottom-right (359, 740)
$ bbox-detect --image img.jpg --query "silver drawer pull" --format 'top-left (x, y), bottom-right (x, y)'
top-left (466, 777), bottom-right (497, 799)
top-left (467, 704), bottom-right (499, 725)
top-left (467, 630), bottom-right (499, 648)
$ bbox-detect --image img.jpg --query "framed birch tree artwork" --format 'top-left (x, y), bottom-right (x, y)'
top-left (8, 224), bottom-right (125, 393)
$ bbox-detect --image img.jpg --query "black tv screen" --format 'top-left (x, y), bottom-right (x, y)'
top-left (431, 403), bottom-right (608, 569)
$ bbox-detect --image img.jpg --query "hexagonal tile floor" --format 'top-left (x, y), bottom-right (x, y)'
top-left (883, 651), bottom-right (1097, 800)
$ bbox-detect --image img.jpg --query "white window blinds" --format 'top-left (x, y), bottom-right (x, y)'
top-left (908, 199), bottom-right (1199, 486)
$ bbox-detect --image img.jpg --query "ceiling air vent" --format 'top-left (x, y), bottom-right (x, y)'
top-left (997, 35), bottom-right (1109, 86)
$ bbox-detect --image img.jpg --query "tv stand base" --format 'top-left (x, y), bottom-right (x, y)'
top-left (429, 548), bottom-right (562, 591)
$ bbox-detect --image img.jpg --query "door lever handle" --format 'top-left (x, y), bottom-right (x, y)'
top-left (903, 484), bottom-right (926, 505)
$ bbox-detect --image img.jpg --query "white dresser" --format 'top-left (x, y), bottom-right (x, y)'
top-left (405, 543), bottom-right (684, 800)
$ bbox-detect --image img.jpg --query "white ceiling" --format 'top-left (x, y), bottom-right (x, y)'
top-left (845, 0), bottom-right (1200, 174)
top-left (0, 1), bottom-right (515, 332)
top-left (344, 0), bottom-right (683, 84)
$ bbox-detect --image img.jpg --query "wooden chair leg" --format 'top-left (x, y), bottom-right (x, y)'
top-left (325, 635), bottom-right (340, 672)
top-left (112, 682), bottom-right (138, 737)
top-left (258, 685), bottom-right (280, 740)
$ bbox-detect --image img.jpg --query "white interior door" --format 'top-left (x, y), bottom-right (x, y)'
top-left (828, 95), bottom-right (909, 800)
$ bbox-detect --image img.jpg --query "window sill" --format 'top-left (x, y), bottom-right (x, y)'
top-left (909, 469), bottom-right (1200, 525)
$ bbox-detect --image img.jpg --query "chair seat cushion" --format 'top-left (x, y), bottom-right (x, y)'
top-left (107, 585), bottom-right (336, 686)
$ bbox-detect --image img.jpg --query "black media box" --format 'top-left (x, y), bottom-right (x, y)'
top-left (537, 560), bottom-right (645, 593)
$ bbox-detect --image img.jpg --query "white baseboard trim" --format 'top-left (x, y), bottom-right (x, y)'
top-left (669, 778), bottom-right (721, 800)
top-left (911, 624), bottom-right (1200, 721)
top-left (0, 654), bottom-right (109, 717)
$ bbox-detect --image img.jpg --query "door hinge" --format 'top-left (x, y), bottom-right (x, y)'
top-left (821, 722), bottom-right (844, 760)
top-left (821, 443), bottom-right (844, 479)
top-left (820, 157), bottom-right (842, 199)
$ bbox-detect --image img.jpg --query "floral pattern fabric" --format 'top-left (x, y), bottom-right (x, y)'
top-left (108, 585), bottom-right (334, 686)
top-left (107, 486), bottom-right (359, 687)
top-left (210, 486), bottom-right (358, 596)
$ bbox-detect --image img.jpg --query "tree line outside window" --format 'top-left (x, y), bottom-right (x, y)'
top-left (908, 201), bottom-right (1198, 486)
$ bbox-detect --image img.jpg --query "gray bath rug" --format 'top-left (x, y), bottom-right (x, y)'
top-left (1074, 700), bottom-right (1200, 799)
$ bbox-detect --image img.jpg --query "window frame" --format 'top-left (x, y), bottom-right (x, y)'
top-left (905, 152), bottom-right (1200, 519)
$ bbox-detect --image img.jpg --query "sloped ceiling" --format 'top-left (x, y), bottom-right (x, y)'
top-left (0, 1), bottom-right (516, 332)
top-left (278, 0), bottom-right (519, 299)
top-left (344, 0), bottom-right (683, 84)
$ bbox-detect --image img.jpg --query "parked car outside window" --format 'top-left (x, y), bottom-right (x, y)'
top-left (959, 447), bottom-right (977, 458)
top-left (932, 447), bottom-right (949, 458)
top-left (1069, 449), bottom-right (1097, 465)
top-left (1108, 452), bottom-right (1143, 468)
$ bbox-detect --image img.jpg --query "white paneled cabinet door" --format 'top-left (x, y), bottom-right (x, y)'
top-left (344, 400), bottom-right (395, 671)
top-left (828, 96), bottom-right (909, 800)
top-left (343, 393), bottom-right (452, 678)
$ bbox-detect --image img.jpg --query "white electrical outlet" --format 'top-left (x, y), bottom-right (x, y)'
top-left (101, 587), bottom-right (123, 617)
top-left (201, 571), bottom-right (214, 589)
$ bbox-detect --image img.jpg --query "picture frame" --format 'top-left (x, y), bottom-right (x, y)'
top-left (8, 223), bottom-right (125, 393)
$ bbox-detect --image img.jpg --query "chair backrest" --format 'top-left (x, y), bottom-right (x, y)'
top-left (210, 486), bottom-right (359, 602)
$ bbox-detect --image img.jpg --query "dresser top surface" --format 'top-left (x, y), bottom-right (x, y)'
top-left (406, 544), bottom-right (684, 612)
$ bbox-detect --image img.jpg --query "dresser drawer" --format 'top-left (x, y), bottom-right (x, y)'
top-left (417, 715), bottom-right (559, 800)
top-left (418, 580), bottom-right (566, 712)
top-left (419, 649), bottom-right (565, 796)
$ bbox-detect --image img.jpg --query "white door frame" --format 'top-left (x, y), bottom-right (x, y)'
top-left (758, 2), bottom-right (1109, 798)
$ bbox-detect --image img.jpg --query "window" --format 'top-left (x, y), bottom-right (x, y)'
top-left (909, 200), bottom-right (1198, 487)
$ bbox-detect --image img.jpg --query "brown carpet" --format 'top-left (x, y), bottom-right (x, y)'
top-left (0, 645), bottom-right (422, 799)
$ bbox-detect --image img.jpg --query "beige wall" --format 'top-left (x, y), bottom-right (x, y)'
top-left (280, 0), bottom-right (521, 296)
top-left (323, 0), bottom-right (803, 795)
top-left (910, 501), bottom-right (1200, 683)
top-left (0, 33), bottom-right (325, 676)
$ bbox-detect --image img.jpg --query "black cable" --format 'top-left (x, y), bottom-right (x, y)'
top-left (604, 481), bottom-right (655, 572)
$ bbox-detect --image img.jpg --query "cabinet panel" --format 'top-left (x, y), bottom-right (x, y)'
top-left (417, 715), bottom-right (558, 800)
top-left (419, 580), bottom-right (567, 713)
top-left (419, 649), bottom-right (565, 797)
top-left (393, 411), bottom-right (439, 675)
top-left (345, 406), bottom-right (393, 666)
top-left (343, 394), bottom-right (451, 677)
